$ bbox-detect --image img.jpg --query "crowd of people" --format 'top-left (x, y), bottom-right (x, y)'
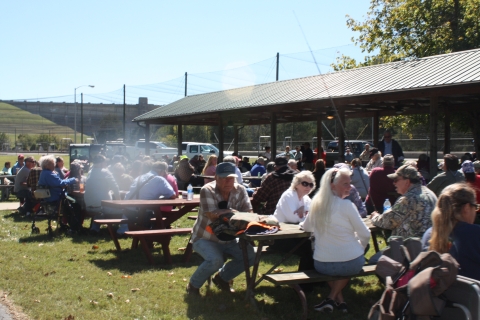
top-left (5, 131), bottom-right (480, 315)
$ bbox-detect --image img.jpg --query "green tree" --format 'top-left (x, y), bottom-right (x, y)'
top-left (347, 0), bottom-right (480, 60)
top-left (0, 132), bottom-right (10, 148)
top-left (335, 0), bottom-right (480, 150)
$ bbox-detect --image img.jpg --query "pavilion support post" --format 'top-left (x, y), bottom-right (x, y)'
top-left (430, 97), bottom-right (439, 177)
top-left (271, 113), bottom-right (277, 159)
top-left (338, 108), bottom-right (345, 163)
top-left (444, 107), bottom-right (451, 154)
top-left (373, 112), bottom-right (380, 146)
top-left (218, 115), bottom-right (224, 162)
top-left (177, 124), bottom-right (183, 155)
top-left (145, 123), bottom-right (150, 156)
top-left (234, 125), bottom-right (239, 155)
top-left (316, 114), bottom-right (323, 152)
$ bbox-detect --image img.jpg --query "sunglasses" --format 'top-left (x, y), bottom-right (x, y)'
top-left (300, 181), bottom-right (314, 188)
top-left (393, 177), bottom-right (405, 183)
top-left (330, 169), bottom-right (338, 183)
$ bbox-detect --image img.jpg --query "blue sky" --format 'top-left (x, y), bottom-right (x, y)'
top-left (1, 1), bottom-right (371, 104)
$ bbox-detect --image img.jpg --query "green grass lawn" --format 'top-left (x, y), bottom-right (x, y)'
top-left (0, 209), bottom-right (385, 320)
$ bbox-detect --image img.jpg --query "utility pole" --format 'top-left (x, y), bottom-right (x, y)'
top-left (81, 93), bottom-right (84, 143)
top-left (276, 52), bottom-right (279, 81)
top-left (185, 72), bottom-right (187, 96)
top-left (123, 84), bottom-right (126, 142)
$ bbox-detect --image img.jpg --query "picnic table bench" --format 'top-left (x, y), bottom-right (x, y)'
top-left (264, 265), bottom-right (376, 319)
top-left (125, 228), bottom-right (193, 264)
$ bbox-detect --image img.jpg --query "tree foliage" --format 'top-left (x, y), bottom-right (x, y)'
top-left (347, 0), bottom-right (480, 60)
top-left (334, 0), bottom-right (480, 146)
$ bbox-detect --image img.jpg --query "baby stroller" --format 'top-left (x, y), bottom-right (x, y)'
top-left (32, 187), bottom-right (82, 236)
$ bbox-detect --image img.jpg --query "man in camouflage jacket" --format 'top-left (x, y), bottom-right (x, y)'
top-left (371, 164), bottom-right (437, 238)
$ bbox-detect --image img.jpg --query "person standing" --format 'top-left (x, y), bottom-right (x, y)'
top-left (187, 162), bottom-right (255, 296)
top-left (377, 130), bottom-right (405, 167)
top-left (263, 146), bottom-right (272, 161)
top-left (344, 148), bottom-right (354, 163)
top-left (294, 145), bottom-right (303, 171)
top-left (302, 142), bottom-right (314, 171)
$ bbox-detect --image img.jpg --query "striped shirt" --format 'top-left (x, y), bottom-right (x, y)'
top-left (191, 181), bottom-right (252, 243)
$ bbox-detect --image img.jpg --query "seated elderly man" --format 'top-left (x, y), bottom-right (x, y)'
top-left (14, 156), bottom-right (36, 215)
top-left (187, 162), bottom-right (255, 296)
top-left (371, 164), bottom-right (437, 238)
top-left (366, 148), bottom-right (383, 173)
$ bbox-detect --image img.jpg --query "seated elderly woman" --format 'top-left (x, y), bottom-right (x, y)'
top-left (301, 167), bottom-right (370, 313)
top-left (38, 155), bottom-right (77, 208)
top-left (271, 171), bottom-right (315, 271)
top-left (429, 183), bottom-right (480, 280)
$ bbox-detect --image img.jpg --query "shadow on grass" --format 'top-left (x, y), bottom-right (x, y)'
top-left (88, 246), bottom-right (204, 273)
top-left (183, 277), bottom-right (384, 320)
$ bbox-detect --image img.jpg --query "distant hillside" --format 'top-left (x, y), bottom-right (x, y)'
top-left (0, 102), bottom-right (79, 143)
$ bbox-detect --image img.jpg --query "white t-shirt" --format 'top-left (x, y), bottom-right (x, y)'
top-left (274, 189), bottom-right (311, 224)
top-left (302, 196), bottom-right (370, 262)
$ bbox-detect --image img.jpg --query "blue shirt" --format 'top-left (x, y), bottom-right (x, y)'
top-left (250, 164), bottom-right (266, 187)
top-left (12, 162), bottom-right (24, 175)
top-left (125, 170), bottom-right (175, 200)
top-left (38, 169), bottom-right (76, 202)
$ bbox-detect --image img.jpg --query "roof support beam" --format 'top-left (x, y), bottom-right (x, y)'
top-left (234, 125), bottom-right (239, 155)
top-left (316, 114), bottom-right (323, 153)
top-left (271, 113), bottom-right (277, 159)
top-left (429, 97), bottom-right (439, 177)
top-left (338, 107), bottom-right (345, 163)
top-left (177, 124), bottom-right (183, 156)
top-left (145, 123), bottom-right (150, 156)
top-left (218, 114), bottom-right (224, 162)
top-left (373, 112), bottom-right (380, 146)
top-left (444, 107), bottom-right (451, 154)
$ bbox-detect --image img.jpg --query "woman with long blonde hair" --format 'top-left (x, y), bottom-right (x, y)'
top-left (429, 183), bottom-right (480, 280)
top-left (201, 155), bottom-right (217, 184)
top-left (302, 168), bottom-right (370, 313)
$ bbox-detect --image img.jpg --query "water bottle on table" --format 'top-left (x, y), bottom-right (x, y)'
top-left (187, 184), bottom-right (194, 200)
top-left (383, 198), bottom-right (392, 212)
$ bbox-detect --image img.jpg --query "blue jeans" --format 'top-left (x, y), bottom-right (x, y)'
top-left (190, 238), bottom-right (255, 289)
top-left (314, 255), bottom-right (365, 276)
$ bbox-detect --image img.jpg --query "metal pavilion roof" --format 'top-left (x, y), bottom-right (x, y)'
top-left (134, 48), bottom-right (480, 124)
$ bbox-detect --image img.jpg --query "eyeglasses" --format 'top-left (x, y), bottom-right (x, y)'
top-left (330, 169), bottom-right (338, 183)
top-left (300, 181), bottom-right (314, 188)
top-left (468, 203), bottom-right (480, 211)
top-left (384, 135), bottom-right (392, 139)
top-left (393, 177), bottom-right (405, 183)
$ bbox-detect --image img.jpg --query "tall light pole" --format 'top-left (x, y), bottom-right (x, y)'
top-left (74, 85), bottom-right (94, 143)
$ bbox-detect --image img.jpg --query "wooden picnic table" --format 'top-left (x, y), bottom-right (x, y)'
top-left (238, 219), bottom-right (380, 307)
top-left (101, 197), bottom-right (201, 229)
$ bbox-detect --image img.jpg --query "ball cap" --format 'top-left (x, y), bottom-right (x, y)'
top-left (387, 164), bottom-right (421, 180)
top-left (216, 162), bottom-right (238, 178)
top-left (474, 160), bottom-right (480, 169)
top-left (383, 154), bottom-right (395, 165)
top-left (275, 156), bottom-right (288, 167)
top-left (462, 160), bottom-right (475, 174)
